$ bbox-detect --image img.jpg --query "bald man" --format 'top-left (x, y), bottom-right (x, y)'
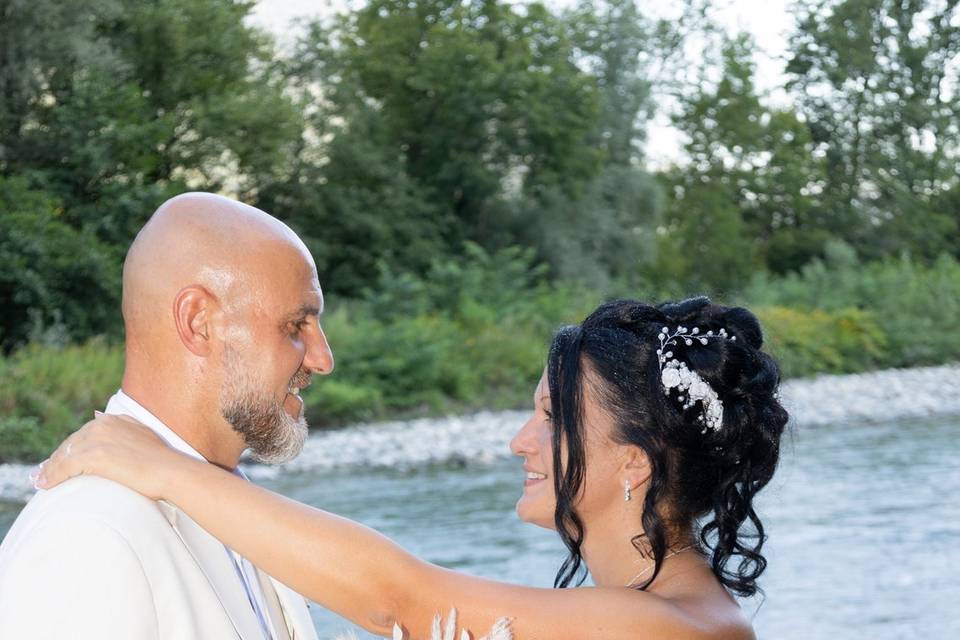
top-left (0, 193), bottom-right (334, 639)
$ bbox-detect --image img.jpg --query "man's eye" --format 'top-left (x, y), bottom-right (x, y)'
top-left (290, 321), bottom-right (307, 335)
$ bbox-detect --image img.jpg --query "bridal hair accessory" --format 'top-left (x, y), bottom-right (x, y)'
top-left (657, 326), bottom-right (734, 434)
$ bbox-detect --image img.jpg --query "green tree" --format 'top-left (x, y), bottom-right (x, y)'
top-left (657, 34), bottom-right (826, 289)
top-left (294, 0), bottom-right (601, 244)
top-left (1, 0), bottom-right (305, 345)
top-left (786, 0), bottom-right (960, 259)
top-left (0, 0), bottom-right (121, 168)
top-left (0, 177), bottom-right (120, 351)
top-left (255, 94), bottom-right (447, 294)
top-left (2, 0), bottom-right (302, 245)
top-left (520, 0), bottom-right (717, 287)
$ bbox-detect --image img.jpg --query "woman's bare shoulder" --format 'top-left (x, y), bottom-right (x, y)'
top-left (552, 584), bottom-right (755, 640)
top-left (701, 610), bottom-right (755, 640)
top-left (661, 589), bottom-right (756, 640)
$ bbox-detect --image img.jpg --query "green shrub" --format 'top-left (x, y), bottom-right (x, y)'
top-left (0, 177), bottom-right (122, 351)
top-left (744, 251), bottom-right (960, 368)
top-left (0, 339), bottom-right (124, 462)
top-left (0, 417), bottom-right (49, 463)
top-left (3, 246), bottom-right (958, 464)
top-left (756, 306), bottom-right (887, 378)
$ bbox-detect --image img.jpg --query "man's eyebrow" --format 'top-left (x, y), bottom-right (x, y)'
top-left (285, 304), bottom-right (322, 321)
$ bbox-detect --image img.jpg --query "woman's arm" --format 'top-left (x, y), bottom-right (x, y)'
top-left (36, 417), bottom-right (727, 640)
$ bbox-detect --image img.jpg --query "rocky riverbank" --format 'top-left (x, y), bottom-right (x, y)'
top-left (2, 363), bottom-right (958, 501)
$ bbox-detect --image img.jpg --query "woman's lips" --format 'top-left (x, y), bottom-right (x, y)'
top-left (524, 470), bottom-right (547, 487)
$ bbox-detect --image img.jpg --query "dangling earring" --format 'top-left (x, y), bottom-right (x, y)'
top-left (624, 480), bottom-right (632, 502)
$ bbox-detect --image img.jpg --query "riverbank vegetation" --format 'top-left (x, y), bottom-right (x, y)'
top-left (2, 0), bottom-right (959, 462)
top-left (3, 250), bottom-right (959, 462)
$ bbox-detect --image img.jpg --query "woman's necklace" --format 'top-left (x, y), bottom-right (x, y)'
top-left (624, 544), bottom-right (695, 587)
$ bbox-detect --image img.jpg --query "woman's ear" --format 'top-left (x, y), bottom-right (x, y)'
top-left (622, 446), bottom-right (652, 492)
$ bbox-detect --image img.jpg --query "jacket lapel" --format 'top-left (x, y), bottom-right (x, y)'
top-left (268, 575), bottom-right (320, 640)
top-left (158, 501), bottom-right (266, 640)
top-left (255, 569), bottom-right (292, 640)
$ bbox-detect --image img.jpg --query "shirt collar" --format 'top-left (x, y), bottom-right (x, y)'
top-left (104, 389), bottom-right (208, 463)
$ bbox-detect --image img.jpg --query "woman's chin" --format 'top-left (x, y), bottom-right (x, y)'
top-left (515, 498), bottom-right (555, 530)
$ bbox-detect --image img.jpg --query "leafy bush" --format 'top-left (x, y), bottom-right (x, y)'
top-left (303, 247), bottom-right (599, 425)
top-left (0, 340), bottom-right (124, 463)
top-left (0, 417), bottom-right (49, 463)
top-left (3, 246), bottom-right (958, 463)
top-left (0, 177), bottom-right (122, 351)
top-left (744, 249), bottom-right (960, 368)
top-left (756, 306), bottom-right (887, 378)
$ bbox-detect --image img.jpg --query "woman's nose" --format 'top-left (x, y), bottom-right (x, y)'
top-left (510, 417), bottom-right (538, 456)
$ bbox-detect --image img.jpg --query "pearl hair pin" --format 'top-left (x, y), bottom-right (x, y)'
top-left (656, 326), bottom-right (734, 434)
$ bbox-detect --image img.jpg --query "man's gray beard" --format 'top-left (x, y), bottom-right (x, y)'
top-left (220, 347), bottom-right (308, 464)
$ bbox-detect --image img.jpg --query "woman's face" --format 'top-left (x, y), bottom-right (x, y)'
top-left (510, 370), bottom-right (557, 528)
top-left (510, 368), bottom-right (635, 530)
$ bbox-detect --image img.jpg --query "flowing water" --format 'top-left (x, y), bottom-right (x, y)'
top-left (1, 415), bottom-right (958, 639)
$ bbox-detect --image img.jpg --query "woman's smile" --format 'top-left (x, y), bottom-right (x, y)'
top-left (523, 466), bottom-right (548, 488)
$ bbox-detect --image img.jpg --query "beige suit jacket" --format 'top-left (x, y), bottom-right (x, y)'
top-left (0, 476), bottom-right (320, 640)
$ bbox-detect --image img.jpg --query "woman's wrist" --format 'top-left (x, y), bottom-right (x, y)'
top-left (152, 449), bottom-right (202, 502)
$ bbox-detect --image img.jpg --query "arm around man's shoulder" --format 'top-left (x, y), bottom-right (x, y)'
top-left (0, 477), bottom-right (162, 640)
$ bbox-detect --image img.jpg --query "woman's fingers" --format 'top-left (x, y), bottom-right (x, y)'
top-left (32, 412), bottom-right (174, 496)
top-left (27, 460), bottom-right (47, 488)
top-left (32, 414), bottom-right (122, 489)
top-left (33, 428), bottom-right (87, 489)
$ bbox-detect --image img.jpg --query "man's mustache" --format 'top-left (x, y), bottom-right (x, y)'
top-left (290, 369), bottom-right (312, 389)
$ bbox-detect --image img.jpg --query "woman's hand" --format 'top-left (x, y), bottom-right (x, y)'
top-left (33, 414), bottom-right (182, 500)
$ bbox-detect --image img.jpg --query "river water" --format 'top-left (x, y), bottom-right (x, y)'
top-left (2, 413), bottom-right (957, 639)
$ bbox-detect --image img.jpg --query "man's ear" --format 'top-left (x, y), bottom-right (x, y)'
top-left (622, 446), bottom-right (652, 492)
top-left (173, 285), bottom-right (216, 357)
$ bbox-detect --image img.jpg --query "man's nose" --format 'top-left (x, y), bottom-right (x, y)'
top-left (304, 323), bottom-right (334, 375)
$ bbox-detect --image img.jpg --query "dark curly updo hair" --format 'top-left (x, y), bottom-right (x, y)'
top-left (548, 296), bottom-right (787, 597)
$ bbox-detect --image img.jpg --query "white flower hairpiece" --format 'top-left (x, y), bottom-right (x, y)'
top-left (656, 325), bottom-right (734, 434)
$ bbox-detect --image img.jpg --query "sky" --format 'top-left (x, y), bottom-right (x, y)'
top-left (247, 0), bottom-right (797, 167)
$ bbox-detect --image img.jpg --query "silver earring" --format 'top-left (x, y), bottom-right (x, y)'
top-left (624, 480), bottom-right (632, 502)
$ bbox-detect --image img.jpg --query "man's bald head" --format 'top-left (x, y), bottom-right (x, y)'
top-left (119, 192), bottom-right (333, 467)
top-left (122, 192), bottom-right (314, 339)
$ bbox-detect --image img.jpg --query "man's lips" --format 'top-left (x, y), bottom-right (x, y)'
top-left (283, 390), bottom-right (305, 419)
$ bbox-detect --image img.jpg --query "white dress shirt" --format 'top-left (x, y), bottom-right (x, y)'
top-left (105, 389), bottom-right (281, 640)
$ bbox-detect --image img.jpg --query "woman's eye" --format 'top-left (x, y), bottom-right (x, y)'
top-left (543, 409), bottom-right (553, 421)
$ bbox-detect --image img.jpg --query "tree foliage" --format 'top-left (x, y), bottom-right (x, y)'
top-left (786, 0), bottom-right (960, 259)
top-left (656, 34), bottom-right (827, 290)
top-left (2, 0), bottom-right (959, 350)
top-left (1, 0), bottom-right (300, 245)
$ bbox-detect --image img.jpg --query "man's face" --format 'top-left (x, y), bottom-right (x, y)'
top-left (218, 247), bottom-right (333, 463)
